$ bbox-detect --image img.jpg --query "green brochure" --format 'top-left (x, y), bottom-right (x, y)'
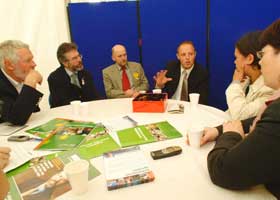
top-left (26, 118), bottom-right (96, 138)
top-left (6, 152), bottom-right (100, 200)
top-left (27, 118), bottom-right (120, 159)
top-left (75, 124), bottom-right (120, 159)
top-left (117, 121), bottom-right (182, 147)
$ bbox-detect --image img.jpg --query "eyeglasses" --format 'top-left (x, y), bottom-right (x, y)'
top-left (67, 54), bottom-right (83, 62)
top-left (256, 51), bottom-right (264, 59)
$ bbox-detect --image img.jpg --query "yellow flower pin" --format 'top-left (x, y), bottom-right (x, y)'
top-left (133, 72), bottom-right (139, 79)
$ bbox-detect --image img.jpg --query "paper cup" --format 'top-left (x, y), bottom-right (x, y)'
top-left (64, 159), bottom-right (89, 195)
top-left (188, 129), bottom-right (204, 148)
top-left (152, 89), bottom-right (162, 94)
top-left (80, 102), bottom-right (89, 118)
top-left (139, 90), bottom-right (147, 94)
top-left (189, 93), bottom-right (200, 108)
top-left (70, 100), bottom-right (81, 116)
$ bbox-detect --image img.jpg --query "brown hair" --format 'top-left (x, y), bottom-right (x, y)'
top-left (260, 19), bottom-right (280, 52)
top-left (177, 41), bottom-right (196, 53)
top-left (57, 42), bottom-right (78, 64)
top-left (236, 31), bottom-right (262, 69)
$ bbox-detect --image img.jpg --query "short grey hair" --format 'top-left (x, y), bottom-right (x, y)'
top-left (0, 40), bottom-right (29, 69)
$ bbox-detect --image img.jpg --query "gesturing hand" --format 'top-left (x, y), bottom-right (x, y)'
top-left (153, 70), bottom-right (172, 89)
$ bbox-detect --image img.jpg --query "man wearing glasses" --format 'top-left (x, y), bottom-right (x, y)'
top-left (48, 42), bottom-right (100, 108)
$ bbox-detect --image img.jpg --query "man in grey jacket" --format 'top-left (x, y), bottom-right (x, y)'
top-left (102, 44), bottom-right (149, 98)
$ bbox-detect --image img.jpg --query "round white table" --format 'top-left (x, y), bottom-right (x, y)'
top-left (2, 99), bottom-right (276, 200)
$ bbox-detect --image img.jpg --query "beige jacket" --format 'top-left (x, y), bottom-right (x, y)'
top-left (226, 75), bottom-right (274, 120)
top-left (102, 62), bottom-right (149, 98)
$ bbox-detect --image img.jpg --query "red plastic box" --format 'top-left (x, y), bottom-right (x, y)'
top-left (132, 93), bottom-right (167, 113)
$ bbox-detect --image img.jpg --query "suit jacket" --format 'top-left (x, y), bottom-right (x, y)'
top-left (48, 66), bottom-right (100, 108)
top-left (0, 70), bottom-right (43, 125)
top-left (162, 61), bottom-right (209, 104)
top-left (102, 62), bottom-right (149, 98)
top-left (208, 98), bottom-right (280, 198)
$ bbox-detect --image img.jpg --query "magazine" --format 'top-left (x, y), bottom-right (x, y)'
top-left (6, 152), bottom-right (100, 200)
top-left (28, 119), bottom-right (120, 159)
top-left (104, 146), bottom-right (155, 190)
top-left (26, 118), bottom-right (96, 139)
top-left (116, 121), bottom-right (182, 147)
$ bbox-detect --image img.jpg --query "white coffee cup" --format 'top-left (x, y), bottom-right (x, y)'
top-left (189, 93), bottom-right (200, 108)
top-left (139, 90), bottom-right (147, 94)
top-left (188, 129), bottom-right (204, 148)
top-left (152, 89), bottom-right (162, 94)
top-left (64, 159), bottom-right (89, 195)
top-left (80, 102), bottom-right (89, 118)
top-left (70, 100), bottom-right (81, 116)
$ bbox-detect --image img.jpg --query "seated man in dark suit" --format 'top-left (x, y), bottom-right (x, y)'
top-left (0, 40), bottom-right (43, 125)
top-left (48, 42), bottom-right (100, 108)
top-left (153, 41), bottom-right (209, 104)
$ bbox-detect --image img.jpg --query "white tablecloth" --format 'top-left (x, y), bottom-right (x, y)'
top-left (1, 99), bottom-right (275, 200)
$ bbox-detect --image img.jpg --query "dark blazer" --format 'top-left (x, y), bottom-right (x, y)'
top-left (48, 66), bottom-right (100, 108)
top-left (163, 60), bottom-right (209, 104)
top-left (0, 70), bottom-right (43, 125)
top-left (208, 98), bottom-right (280, 198)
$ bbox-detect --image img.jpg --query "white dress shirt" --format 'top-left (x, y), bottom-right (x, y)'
top-left (172, 65), bottom-right (194, 100)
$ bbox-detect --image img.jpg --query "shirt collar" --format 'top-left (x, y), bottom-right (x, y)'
top-left (65, 67), bottom-right (77, 77)
top-left (268, 88), bottom-right (280, 101)
top-left (117, 64), bottom-right (128, 71)
top-left (1, 68), bottom-right (23, 93)
top-left (180, 64), bottom-right (194, 75)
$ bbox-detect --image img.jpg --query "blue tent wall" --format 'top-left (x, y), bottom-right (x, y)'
top-left (68, 1), bottom-right (280, 109)
top-left (209, 0), bottom-right (280, 109)
top-left (139, 0), bottom-right (207, 94)
top-left (68, 2), bottom-right (140, 97)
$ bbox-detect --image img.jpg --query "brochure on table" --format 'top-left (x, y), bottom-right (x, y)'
top-left (25, 118), bottom-right (182, 159)
top-left (6, 152), bottom-right (100, 200)
top-left (27, 118), bottom-right (120, 159)
top-left (104, 146), bottom-right (155, 190)
top-left (116, 121), bottom-right (182, 147)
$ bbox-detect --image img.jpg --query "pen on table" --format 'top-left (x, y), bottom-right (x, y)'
top-left (123, 116), bottom-right (138, 126)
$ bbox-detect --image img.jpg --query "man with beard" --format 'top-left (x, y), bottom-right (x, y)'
top-left (0, 40), bottom-right (43, 125)
top-left (48, 42), bottom-right (100, 108)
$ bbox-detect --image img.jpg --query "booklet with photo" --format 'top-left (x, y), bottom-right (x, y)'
top-left (33, 123), bottom-right (97, 151)
top-left (26, 118), bottom-right (96, 138)
top-left (6, 152), bottom-right (100, 200)
top-left (30, 119), bottom-right (120, 159)
top-left (116, 121), bottom-right (182, 147)
top-left (104, 146), bottom-right (155, 191)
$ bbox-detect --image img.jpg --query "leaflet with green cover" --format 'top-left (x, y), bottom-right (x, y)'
top-left (27, 118), bottom-right (120, 159)
top-left (5, 152), bottom-right (100, 200)
top-left (26, 118), bottom-right (88, 138)
top-left (117, 121), bottom-right (182, 147)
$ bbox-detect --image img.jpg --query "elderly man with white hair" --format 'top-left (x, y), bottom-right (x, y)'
top-left (0, 40), bottom-right (43, 125)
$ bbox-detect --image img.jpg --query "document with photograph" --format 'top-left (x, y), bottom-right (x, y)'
top-left (116, 121), bottom-right (182, 147)
top-left (104, 146), bottom-right (155, 190)
top-left (30, 119), bottom-right (120, 159)
top-left (6, 152), bottom-right (100, 200)
top-left (26, 118), bottom-right (96, 138)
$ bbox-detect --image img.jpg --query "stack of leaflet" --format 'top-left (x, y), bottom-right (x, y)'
top-left (104, 146), bottom-right (155, 190)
